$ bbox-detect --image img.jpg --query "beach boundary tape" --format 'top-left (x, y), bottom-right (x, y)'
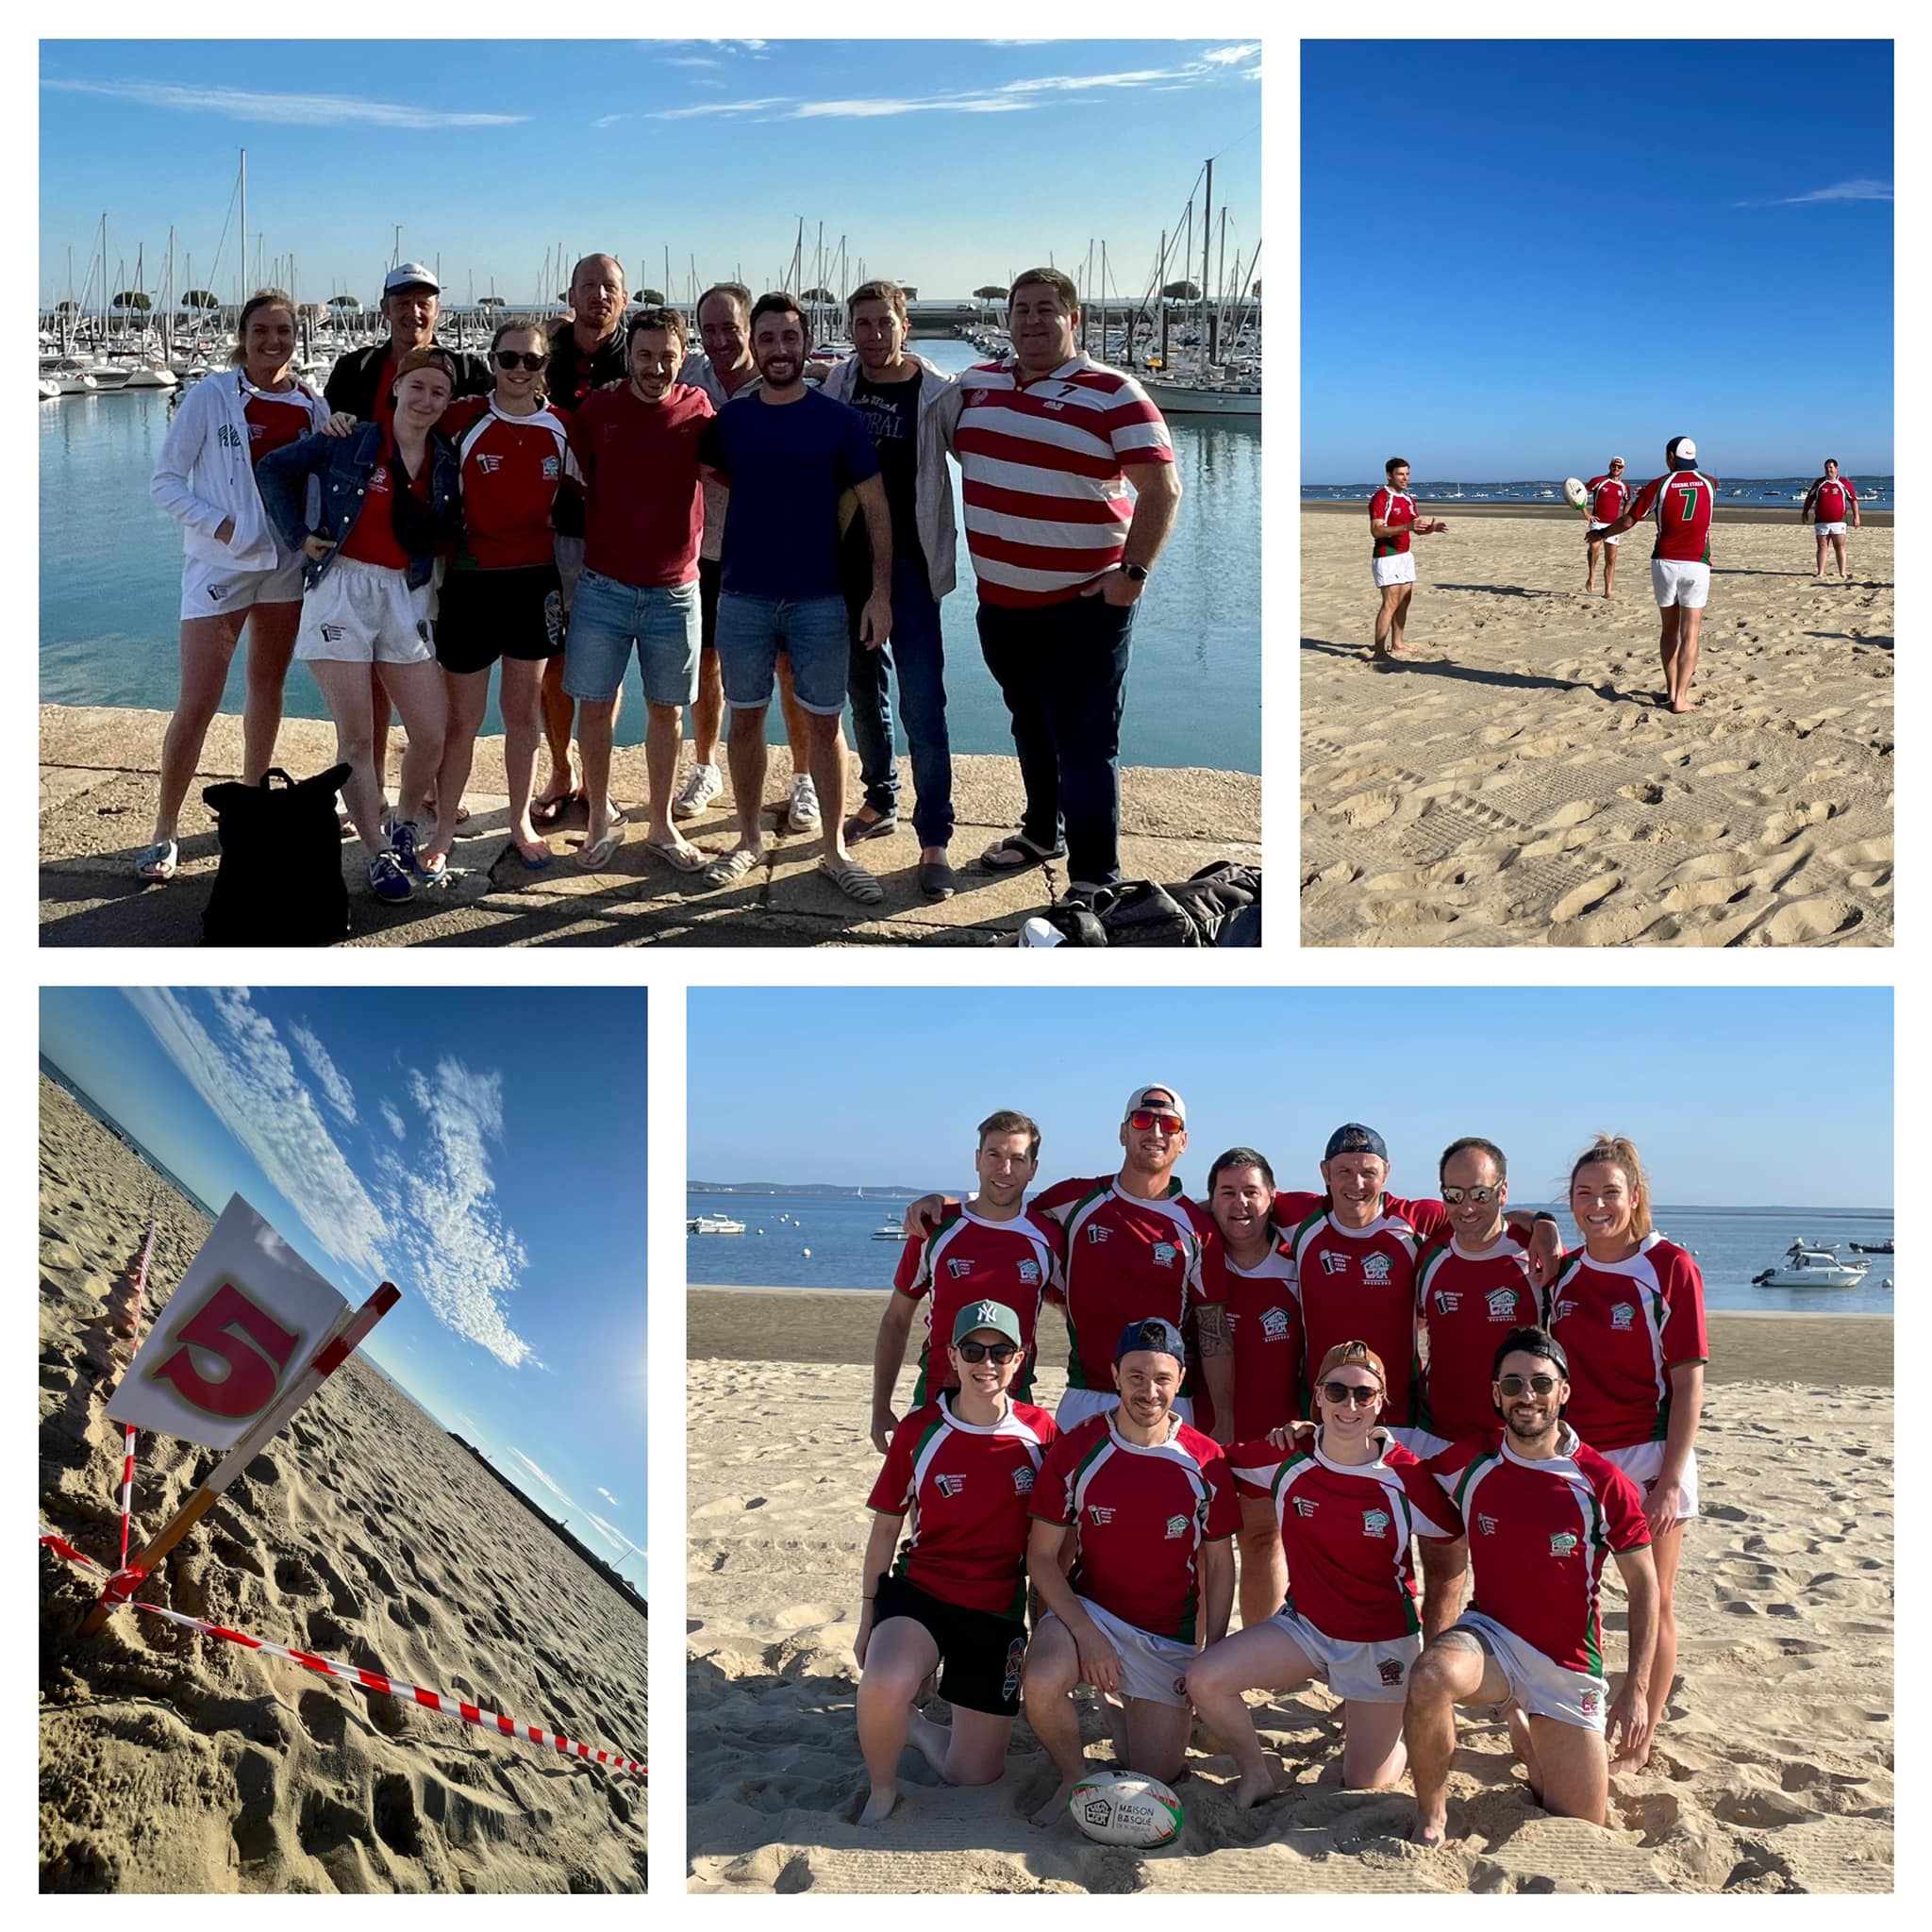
top-left (41, 1530), bottom-right (645, 1781)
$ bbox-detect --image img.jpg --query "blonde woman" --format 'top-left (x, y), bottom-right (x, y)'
top-left (142, 290), bottom-right (330, 881)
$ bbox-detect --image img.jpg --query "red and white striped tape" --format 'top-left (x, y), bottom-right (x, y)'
top-left (115, 1200), bottom-right (159, 1573)
top-left (41, 1530), bottom-right (645, 1781)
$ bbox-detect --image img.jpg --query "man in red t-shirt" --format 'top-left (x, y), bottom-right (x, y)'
top-left (562, 308), bottom-right (713, 873)
top-left (1368, 457), bottom-right (1448, 659)
top-left (1800, 458), bottom-right (1861, 581)
top-left (1583, 457), bottom-right (1629, 598)
top-left (1591, 435), bottom-right (1717, 714)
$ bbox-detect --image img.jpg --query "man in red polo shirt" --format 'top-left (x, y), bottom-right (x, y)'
top-left (1583, 456), bottom-right (1630, 598)
top-left (1800, 458), bottom-right (1861, 581)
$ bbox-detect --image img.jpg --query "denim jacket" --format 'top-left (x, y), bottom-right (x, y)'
top-left (257, 420), bottom-right (461, 591)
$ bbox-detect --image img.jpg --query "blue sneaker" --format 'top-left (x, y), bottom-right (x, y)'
top-left (367, 853), bottom-right (413, 903)
top-left (388, 817), bottom-right (424, 875)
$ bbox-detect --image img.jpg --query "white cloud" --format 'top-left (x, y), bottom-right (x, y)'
top-left (646, 94), bottom-right (794, 120)
top-left (288, 1019), bottom-right (357, 1124)
top-left (379, 1099), bottom-right (407, 1141)
top-left (1203, 42), bottom-right (1263, 65)
top-left (774, 58), bottom-right (1248, 124)
top-left (124, 988), bottom-right (389, 1279)
top-left (598, 1487), bottom-right (621, 1505)
top-left (1739, 179), bottom-right (1891, 208)
top-left (42, 77), bottom-right (525, 128)
top-left (662, 55), bottom-right (720, 68)
top-left (584, 1511), bottom-right (645, 1559)
top-left (505, 1445), bottom-right (575, 1513)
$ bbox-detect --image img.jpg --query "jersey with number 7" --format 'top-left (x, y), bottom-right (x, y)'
top-left (1626, 469), bottom-right (1716, 563)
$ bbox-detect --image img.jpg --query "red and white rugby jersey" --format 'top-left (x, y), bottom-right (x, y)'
top-left (1425, 1424), bottom-right (1649, 1675)
top-left (1231, 1429), bottom-right (1459, 1641)
top-left (953, 354), bottom-right (1174, 608)
top-left (1546, 1235), bottom-right (1707, 1451)
top-left (337, 428), bottom-right (426, 572)
top-left (1031, 1175), bottom-right (1223, 1394)
top-left (242, 376), bottom-right (319, 468)
top-left (440, 396), bottom-right (578, 570)
top-left (1283, 1203), bottom-right (1430, 1427)
top-left (1416, 1237), bottom-right (1548, 1443)
top-left (868, 1394), bottom-right (1058, 1618)
top-left (1626, 470), bottom-right (1717, 563)
top-left (1032, 1412), bottom-right (1238, 1642)
top-left (1805, 475), bottom-right (1857, 522)
top-left (1225, 1240), bottom-right (1304, 1440)
top-left (1587, 475), bottom-right (1631, 523)
top-left (893, 1205), bottom-right (1064, 1405)
top-left (1369, 488), bottom-right (1418, 559)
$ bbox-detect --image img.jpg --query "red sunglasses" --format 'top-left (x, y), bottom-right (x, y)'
top-left (1126, 1108), bottom-right (1183, 1135)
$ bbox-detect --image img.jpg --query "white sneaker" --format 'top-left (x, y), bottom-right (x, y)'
top-left (786, 774), bottom-right (822, 833)
top-left (673, 761), bottom-right (723, 821)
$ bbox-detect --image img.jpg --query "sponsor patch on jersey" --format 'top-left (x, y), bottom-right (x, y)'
top-left (1151, 1241), bottom-right (1177, 1268)
top-left (1361, 1254), bottom-right (1393, 1286)
top-left (541, 455), bottom-right (560, 480)
top-left (1018, 1259), bottom-right (1041, 1286)
top-left (1611, 1303), bottom-right (1636, 1331)
top-left (1163, 1514), bottom-right (1189, 1540)
top-left (1477, 1512), bottom-right (1498, 1536)
top-left (1088, 1505), bottom-right (1114, 1526)
top-left (1362, 1508), bottom-right (1391, 1538)
top-left (1434, 1289), bottom-right (1462, 1314)
top-left (1260, 1306), bottom-right (1291, 1341)
top-left (1487, 1288), bottom-right (1521, 1320)
top-left (935, 1474), bottom-right (966, 1498)
top-left (947, 1257), bottom-right (975, 1279)
top-left (475, 454), bottom-right (505, 473)
top-left (1086, 1224), bottom-right (1112, 1246)
top-left (1549, 1530), bottom-right (1579, 1558)
top-left (1320, 1251), bottom-right (1351, 1275)
top-left (1012, 1465), bottom-right (1035, 1495)
top-left (1377, 1657), bottom-right (1405, 1686)
top-left (1555, 1300), bottom-right (1579, 1323)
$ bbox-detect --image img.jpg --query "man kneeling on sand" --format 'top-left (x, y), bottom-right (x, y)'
top-left (1022, 1319), bottom-right (1237, 1824)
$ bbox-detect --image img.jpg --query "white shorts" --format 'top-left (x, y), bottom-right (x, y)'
top-left (1650, 558), bottom-right (1710, 609)
top-left (1598, 1441), bottom-right (1699, 1521)
top-left (1046, 1595), bottom-right (1197, 1707)
top-left (1586, 523), bottom-right (1620, 548)
top-left (1450, 1609), bottom-right (1609, 1732)
top-left (294, 558), bottom-right (437, 666)
top-left (1815, 522), bottom-right (1846, 537)
top-left (1269, 1604), bottom-right (1423, 1704)
top-left (1372, 554), bottom-right (1417, 589)
top-left (180, 549), bottom-right (305, 622)
top-left (1055, 1388), bottom-right (1194, 1431)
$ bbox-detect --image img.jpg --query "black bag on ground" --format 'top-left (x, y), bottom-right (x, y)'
top-left (200, 764), bottom-right (353, 946)
top-left (1037, 861), bottom-right (1262, 947)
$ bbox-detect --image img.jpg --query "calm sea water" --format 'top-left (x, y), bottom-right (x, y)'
top-left (1303, 476), bottom-right (1892, 508)
top-left (685, 1192), bottom-right (1895, 1315)
top-left (38, 340), bottom-right (1260, 773)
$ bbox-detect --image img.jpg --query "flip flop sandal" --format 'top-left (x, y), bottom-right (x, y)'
top-left (704, 846), bottom-right (763, 888)
top-left (530, 786), bottom-right (579, 827)
top-left (645, 837), bottom-right (708, 874)
top-left (979, 834), bottom-right (1064, 874)
top-left (575, 817), bottom-right (628, 871)
top-left (818, 857), bottom-right (884, 906)
top-left (133, 839), bottom-right (178, 882)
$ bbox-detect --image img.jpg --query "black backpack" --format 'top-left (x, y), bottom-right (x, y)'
top-left (200, 764), bottom-right (353, 946)
top-left (1037, 862), bottom-right (1262, 947)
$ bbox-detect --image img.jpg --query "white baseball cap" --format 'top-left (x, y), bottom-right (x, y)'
top-left (1667, 435), bottom-right (1698, 468)
top-left (384, 261), bottom-right (441, 295)
top-left (1124, 1084), bottom-right (1186, 1124)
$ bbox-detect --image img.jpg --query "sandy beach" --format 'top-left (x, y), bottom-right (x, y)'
top-left (39, 1075), bottom-right (648, 1893)
top-left (688, 1287), bottom-right (1892, 1893)
top-left (1299, 509), bottom-right (1893, 947)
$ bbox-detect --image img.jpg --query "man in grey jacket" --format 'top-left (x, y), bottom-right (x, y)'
top-left (817, 280), bottom-right (959, 900)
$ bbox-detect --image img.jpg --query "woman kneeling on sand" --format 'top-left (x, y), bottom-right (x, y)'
top-left (1187, 1341), bottom-right (1461, 1805)
top-left (857, 1302), bottom-right (1058, 1824)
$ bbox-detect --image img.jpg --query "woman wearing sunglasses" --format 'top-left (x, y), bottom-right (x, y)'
top-left (1187, 1341), bottom-right (1460, 1805)
top-left (426, 321), bottom-right (578, 872)
top-left (857, 1301), bottom-right (1058, 1824)
top-left (1545, 1135), bottom-right (1707, 1773)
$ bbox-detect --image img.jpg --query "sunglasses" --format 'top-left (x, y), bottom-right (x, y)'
top-left (1496, 1374), bottom-right (1560, 1396)
top-left (1126, 1109), bottom-right (1183, 1135)
top-left (494, 350), bottom-right (547, 371)
top-left (1320, 1380), bottom-right (1380, 1407)
top-left (955, 1341), bottom-right (1020, 1365)
top-left (1441, 1185), bottom-right (1499, 1205)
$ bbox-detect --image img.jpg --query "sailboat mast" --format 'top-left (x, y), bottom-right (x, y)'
top-left (239, 150), bottom-right (247, 306)
top-left (1201, 157), bottom-right (1214, 365)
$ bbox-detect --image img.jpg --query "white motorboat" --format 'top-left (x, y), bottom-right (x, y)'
top-left (119, 361), bottom-right (177, 389)
top-left (870, 1221), bottom-right (906, 1241)
top-left (39, 376), bottom-right (61, 399)
top-left (1141, 375), bottom-right (1261, 417)
top-left (688, 1212), bottom-right (746, 1236)
top-left (1752, 1241), bottom-right (1870, 1290)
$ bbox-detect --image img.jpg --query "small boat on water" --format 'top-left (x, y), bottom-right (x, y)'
top-left (1752, 1241), bottom-right (1870, 1289)
top-left (39, 376), bottom-right (60, 399)
top-left (870, 1221), bottom-right (906, 1241)
top-left (688, 1213), bottom-right (746, 1236)
top-left (1141, 375), bottom-right (1261, 417)
top-left (1848, 1240), bottom-right (1893, 1255)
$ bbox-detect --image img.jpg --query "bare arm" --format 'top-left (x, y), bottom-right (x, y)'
top-left (869, 1295), bottom-right (918, 1456)
top-left (1607, 1542), bottom-right (1658, 1763)
top-left (1648, 1361), bottom-right (1705, 1537)
top-left (1198, 1538), bottom-right (1235, 1648)
top-left (902, 1193), bottom-right (956, 1238)
top-left (1120, 459), bottom-right (1182, 572)
top-left (855, 1511), bottom-right (902, 1668)
top-left (1195, 1303), bottom-right (1235, 1445)
top-left (1027, 1516), bottom-right (1120, 1696)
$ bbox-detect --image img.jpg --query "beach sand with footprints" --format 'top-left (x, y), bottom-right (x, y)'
top-left (1298, 510), bottom-right (1892, 946)
top-left (38, 1076), bottom-right (648, 1894)
top-left (687, 1288), bottom-right (1891, 1895)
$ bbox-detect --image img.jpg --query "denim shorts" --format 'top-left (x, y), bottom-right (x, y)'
top-left (714, 591), bottom-right (850, 716)
top-left (562, 566), bottom-right (700, 706)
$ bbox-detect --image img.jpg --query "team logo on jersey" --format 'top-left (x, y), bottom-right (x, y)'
top-left (1292, 1496), bottom-right (1319, 1517)
top-left (1487, 1288), bottom-right (1521, 1321)
top-left (1086, 1224), bottom-right (1112, 1245)
top-left (1476, 1513), bottom-right (1498, 1537)
top-left (1554, 1300), bottom-right (1579, 1324)
top-left (369, 465), bottom-right (390, 491)
top-left (1549, 1531), bottom-right (1578, 1558)
top-left (1164, 1514), bottom-right (1189, 1540)
top-left (1377, 1658), bottom-right (1405, 1687)
top-left (1361, 1508), bottom-right (1391, 1539)
top-left (1434, 1289), bottom-right (1462, 1314)
top-left (1010, 1258), bottom-right (1040, 1290)
top-left (319, 623), bottom-right (345, 643)
top-left (1361, 1255), bottom-right (1393, 1286)
top-left (1260, 1306), bottom-right (1291, 1342)
top-left (1152, 1241), bottom-right (1177, 1268)
top-left (935, 1474), bottom-right (966, 1498)
top-left (541, 456), bottom-right (560, 480)
top-left (967, 390), bottom-right (988, 407)
top-left (1088, 1505), bottom-right (1114, 1526)
top-left (947, 1257), bottom-right (975, 1279)
top-left (1320, 1251), bottom-right (1351, 1275)
top-left (1011, 1465), bottom-right (1035, 1495)
top-left (1611, 1304), bottom-right (1636, 1331)
top-left (476, 454), bottom-right (505, 474)
top-left (1579, 1690), bottom-right (1600, 1716)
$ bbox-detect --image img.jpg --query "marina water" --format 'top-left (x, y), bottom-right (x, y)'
top-left (40, 340), bottom-right (1260, 773)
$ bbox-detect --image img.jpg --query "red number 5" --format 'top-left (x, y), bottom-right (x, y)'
top-left (150, 1280), bottom-right (301, 1420)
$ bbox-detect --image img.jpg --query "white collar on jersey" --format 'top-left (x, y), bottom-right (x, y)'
top-left (1311, 1424), bottom-right (1398, 1475)
top-left (1448, 1230), bottom-right (1523, 1263)
top-left (1498, 1421), bottom-right (1583, 1472)
top-left (936, 1390), bottom-right (1015, 1435)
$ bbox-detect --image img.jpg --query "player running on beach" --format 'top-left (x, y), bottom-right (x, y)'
top-left (1801, 459), bottom-right (1861, 581)
top-left (1589, 435), bottom-right (1717, 714)
top-left (1368, 458), bottom-right (1447, 659)
top-left (1583, 458), bottom-right (1630, 599)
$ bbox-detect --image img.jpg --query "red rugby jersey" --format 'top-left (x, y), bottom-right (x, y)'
top-left (1225, 1241), bottom-right (1304, 1440)
top-left (1415, 1237), bottom-right (1547, 1442)
top-left (242, 380), bottom-right (317, 468)
top-left (441, 396), bottom-right (578, 570)
top-left (337, 429), bottom-right (427, 571)
top-left (1587, 475), bottom-right (1631, 523)
top-left (1805, 476), bottom-right (1857, 522)
top-left (1032, 1412), bottom-right (1238, 1642)
top-left (1369, 487), bottom-right (1418, 559)
top-left (893, 1206), bottom-right (1064, 1405)
top-left (1626, 469), bottom-right (1717, 563)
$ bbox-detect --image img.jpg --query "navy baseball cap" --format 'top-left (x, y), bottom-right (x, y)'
top-left (1324, 1123), bottom-right (1389, 1161)
top-left (1666, 435), bottom-right (1698, 470)
top-left (1114, 1317), bottom-right (1187, 1364)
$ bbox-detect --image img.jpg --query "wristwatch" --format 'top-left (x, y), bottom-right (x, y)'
top-left (1120, 562), bottom-right (1150, 583)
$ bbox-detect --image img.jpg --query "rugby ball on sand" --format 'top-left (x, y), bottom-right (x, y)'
top-left (1562, 476), bottom-right (1590, 511)
top-left (1068, 1770), bottom-right (1184, 1847)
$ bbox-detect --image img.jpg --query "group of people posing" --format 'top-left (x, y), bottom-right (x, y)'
top-left (858, 1091), bottom-right (1706, 1847)
top-left (141, 254), bottom-right (1181, 909)
top-left (1368, 442), bottom-right (1865, 716)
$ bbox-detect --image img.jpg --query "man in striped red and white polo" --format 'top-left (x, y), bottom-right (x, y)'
top-left (947, 268), bottom-right (1181, 895)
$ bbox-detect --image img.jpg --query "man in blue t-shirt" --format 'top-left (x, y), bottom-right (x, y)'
top-left (698, 292), bottom-right (893, 905)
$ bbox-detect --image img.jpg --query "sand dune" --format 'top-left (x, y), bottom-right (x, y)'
top-left (687, 1350), bottom-right (1891, 1893)
top-left (1300, 514), bottom-right (1893, 946)
top-left (38, 1076), bottom-right (647, 1894)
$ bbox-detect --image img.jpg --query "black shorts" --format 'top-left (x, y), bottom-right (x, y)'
top-left (873, 1574), bottom-right (1028, 1717)
top-left (436, 563), bottom-right (564, 675)
top-left (699, 556), bottom-right (721, 655)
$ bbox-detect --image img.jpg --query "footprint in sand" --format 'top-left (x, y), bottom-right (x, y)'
top-left (1551, 874), bottom-right (1622, 923)
top-left (1619, 782), bottom-right (1667, 805)
top-left (1534, 798), bottom-right (1601, 831)
top-left (1753, 898), bottom-right (1862, 945)
top-left (1755, 802), bottom-right (1840, 851)
top-left (1335, 790), bottom-right (1400, 830)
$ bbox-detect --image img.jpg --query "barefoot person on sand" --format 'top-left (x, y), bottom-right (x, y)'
top-left (1547, 1134), bottom-right (1707, 1772)
top-left (1589, 435), bottom-right (1717, 713)
top-left (1023, 1319), bottom-right (1237, 1824)
top-left (1404, 1327), bottom-right (1658, 1842)
top-left (857, 1302), bottom-right (1058, 1825)
top-left (1188, 1341), bottom-right (1460, 1807)
top-left (1368, 459), bottom-right (1447, 658)
top-left (1583, 458), bottom-right (1630, 599)
top-left (1801, 459), bottom-right (1861, 581)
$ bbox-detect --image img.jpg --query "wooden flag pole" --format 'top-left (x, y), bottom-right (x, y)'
top-left (80, 1282), bottom-right (399, 1638)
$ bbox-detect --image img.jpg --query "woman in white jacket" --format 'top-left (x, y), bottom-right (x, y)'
top-left (140, 290), bottom-right (330, 880)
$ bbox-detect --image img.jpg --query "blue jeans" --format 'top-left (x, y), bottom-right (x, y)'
top-left (847, 558), bottom-right (954, 846)
top-left (976, 593), bottom-right (1136, 888)
top-left (714, 591), bottom-right (849, 715)
top-left (562, 568), bottom-right (699, 706)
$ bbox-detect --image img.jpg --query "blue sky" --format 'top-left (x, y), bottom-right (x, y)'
top-left (41, 988), bottom-right (647, 1591)
top-left (688, 988), bottom-right (1892, 1209)
top-left (40, 39), bottom-right (1261, 309)
top-left (1303, 41), bottom-right (1893, 479)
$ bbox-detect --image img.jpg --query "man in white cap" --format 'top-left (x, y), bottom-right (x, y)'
top-left (323, 263), bottom-right (491, 426)
top-left (1582, 457), bottom-right (1629, 599)
top-left (1588, 435), bottom-right (1718, 714)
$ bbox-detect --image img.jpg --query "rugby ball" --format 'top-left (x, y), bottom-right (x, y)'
top-left (1068, 1770), bottom-right (1184, 1847)
top-left (1562, 476), bottom-right (1589, 511)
